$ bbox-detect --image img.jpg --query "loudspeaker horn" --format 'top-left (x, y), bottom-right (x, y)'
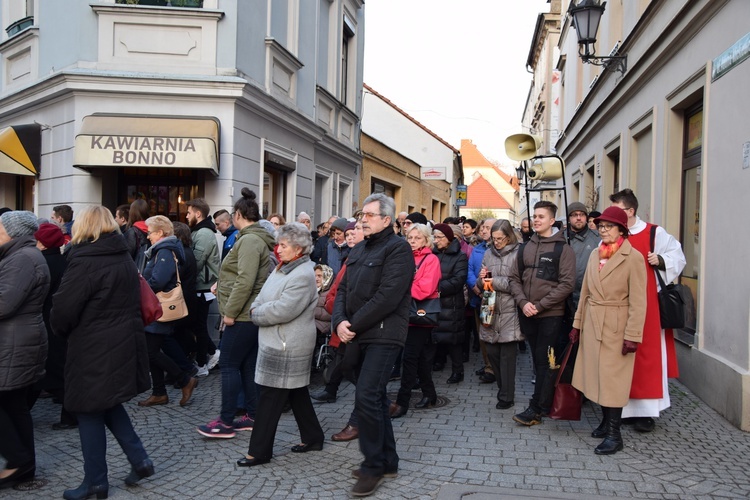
top-left (527, 156), bottom-right (564, 181)
top-left (504, 134), bottom-right (542, 161)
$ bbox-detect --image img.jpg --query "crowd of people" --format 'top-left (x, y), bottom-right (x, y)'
top-left (0, 186), bottom-right (686, 498)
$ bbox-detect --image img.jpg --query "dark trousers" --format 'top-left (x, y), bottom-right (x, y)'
top-left (0, 385), bottom-right (35, 469)
top-left (396, 326), bottom-right (436, 407)
top-left (161, 334), bottom-right (194, 374)
top-left (220, 321), bottom-right (259, 423)
top-left (192, 296), bottom-right (217, 366)
top-left (145, 333), bottom-right (189, 396)
top-left (356, 344), bottom-right (401, 477)
top-left (519, 315), bottom-right (563, 412)
top-left (76, 404), bottom-right (149, 486)
top-left (247, 384), bottom-right (324, 460)
top-left (485, 342), bottom-right (518, 403)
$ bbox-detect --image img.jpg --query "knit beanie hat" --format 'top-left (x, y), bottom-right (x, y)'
top-left (344, 221), bottom-right (357, 233)
top-left (567, 202), bottom-right (588, 216)
top-left (330, 217), bottom-right (349, 233)
top-left (0, 210), bottom-right (38, 238)
top-left (405, 212), bottom-right (428, 225)
top-left (35, 222), bottom-right (65, 249)
top-left (433, 223), bottom-right (455, 241)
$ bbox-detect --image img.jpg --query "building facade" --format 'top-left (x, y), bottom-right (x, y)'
top-left (459, 139), bottom-right (519, 224)
top-left (528, 0), bottom-right (750, 428)
top-left (0, 0), bottom-right (364, 226)
top-left (360, 84), bottom-right (461, 220)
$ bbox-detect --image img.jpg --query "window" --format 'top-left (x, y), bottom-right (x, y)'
top-left (262, 144), bottom-right (296, 220)
top-left (338, 176), bottom-right (352, 218)
top-left (119, 168), bottom-right (202, 222)
top-left (341, 16), bottom-right (354, 105)
top-left (677, 105), bottom-right (702, 343)
top-left (5, 0), bottom-right (33, 37)
top-left (371, 178), bottom-right (396, 198)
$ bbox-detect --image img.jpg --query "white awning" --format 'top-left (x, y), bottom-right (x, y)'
top-left (74, 115), bottom-right (220, 175)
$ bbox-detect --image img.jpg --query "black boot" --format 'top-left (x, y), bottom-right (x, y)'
top-left (591, 406), bottom-right (608, 438)
top-left (594, 407), bottom-right (624, 455)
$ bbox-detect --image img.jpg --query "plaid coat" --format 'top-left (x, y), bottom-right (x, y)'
top-left (251, 255), bottom-right (317, 389)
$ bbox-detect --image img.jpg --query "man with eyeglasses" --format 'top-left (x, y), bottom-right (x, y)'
top-left (563, 202), bottom-right (601, 351)
top-left (609, 188), bottom-right (686, 433)
top-left (332, 193), bottom-right (414, 497)
top-left (509, 201), bottom-right (576, 426)
top-left (401, 212), bottom-right (428, 236)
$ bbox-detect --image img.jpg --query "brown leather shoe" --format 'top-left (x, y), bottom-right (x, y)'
top-left (331, 424), bottom-right (359, 442)
top-left (388, 403), bottom-right (407, 419)
top-left (179, 377), bottom-right (199, 406)
top-left (138, 395), bottom-right (168, 407)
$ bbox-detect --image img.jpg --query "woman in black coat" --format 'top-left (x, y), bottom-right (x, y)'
top-left (51, 206), bottom-right (153, 500)
top-left (431, 224), bottom-right (469, 383)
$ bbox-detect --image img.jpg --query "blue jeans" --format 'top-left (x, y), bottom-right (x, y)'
top-left (355, 343), bottom-right (401, 477)
top-left (219, 321), bottom-right (259, 424)
top-left (76, 404), bottom-right (149, 486)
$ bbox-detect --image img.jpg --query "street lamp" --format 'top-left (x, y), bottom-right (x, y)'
top-left (570, 0), bottom-right (627, 74)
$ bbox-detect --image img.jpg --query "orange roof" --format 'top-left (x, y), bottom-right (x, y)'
top-left (461, 139), bottom-right (519, 191)
top-left (465, 174), bottom-right (513, 210)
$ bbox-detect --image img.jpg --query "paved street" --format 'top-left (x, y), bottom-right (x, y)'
top-left (8, 348), bottom-right (750, 499)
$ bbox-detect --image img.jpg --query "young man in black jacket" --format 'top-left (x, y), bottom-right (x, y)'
top-left (332, 193), bottom-right (413, 497)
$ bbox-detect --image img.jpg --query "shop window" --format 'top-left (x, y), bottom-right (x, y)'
top-left (119, 167), bottom-right (201, 222)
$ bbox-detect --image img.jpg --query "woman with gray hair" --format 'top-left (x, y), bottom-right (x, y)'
top-left (0, 211), bottom-right (49, 488)
top-left (237, 222), bottom-right (324, 466)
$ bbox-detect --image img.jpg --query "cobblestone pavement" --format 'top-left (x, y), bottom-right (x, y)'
top-left (7, 348), bottom-right (750, 499)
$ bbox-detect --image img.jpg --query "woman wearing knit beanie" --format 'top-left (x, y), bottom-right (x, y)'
top-left (0, 211), bottom-right (50, 488)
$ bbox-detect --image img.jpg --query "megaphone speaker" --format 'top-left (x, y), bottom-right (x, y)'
top-left (527, 156), bottom-right (564, 181)
top-left (504, 134), bottom-right (542, 161)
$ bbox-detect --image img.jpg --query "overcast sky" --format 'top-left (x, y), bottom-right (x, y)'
top-left (363, 0), bottom-right (551, 165)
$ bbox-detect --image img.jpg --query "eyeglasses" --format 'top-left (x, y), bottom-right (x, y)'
top-left (597, 223), bottom-right (617, 232)
top-left (361, 212), bottom-right (384, 219)
top-left (492, 236), bottom-right (508, 243)
top-left (433, 234), bottom-right (446, 239)
top-left (402, 220), bottom-right (413, 226)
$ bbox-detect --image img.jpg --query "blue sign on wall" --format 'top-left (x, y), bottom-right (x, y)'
top-left (456, 184), bottom-right (467, 206)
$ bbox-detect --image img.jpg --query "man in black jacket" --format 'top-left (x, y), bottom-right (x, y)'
top-left (332, 193), bottom-right (413, 497)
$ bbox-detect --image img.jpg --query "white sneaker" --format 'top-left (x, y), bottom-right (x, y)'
top-left (207, 349), bottom-right (221, 371)
top-left (195, 364), bottom-right (209, 378)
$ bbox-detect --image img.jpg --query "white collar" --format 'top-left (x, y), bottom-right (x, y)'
top-left (629, 216), bottom-right (646, 234)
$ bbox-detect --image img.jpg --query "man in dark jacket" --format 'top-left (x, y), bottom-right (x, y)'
top-left (509, 201), bottom-right (576, 426)
top-left (332, 193), bottom-right (413, 497)
top-left (213, 209), bottom-right (239, 261)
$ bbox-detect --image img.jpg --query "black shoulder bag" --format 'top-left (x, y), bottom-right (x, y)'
top-left (408, 255), bottom-right (441, 327)
top-left (650, 226), bottom-right (694, 329)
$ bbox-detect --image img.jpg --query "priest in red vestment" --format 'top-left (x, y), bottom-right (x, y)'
top-left (609, 189), bottom-right (686, 432)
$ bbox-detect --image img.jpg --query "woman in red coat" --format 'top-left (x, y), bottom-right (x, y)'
top-left (389, 223), bottom-right (441, 418)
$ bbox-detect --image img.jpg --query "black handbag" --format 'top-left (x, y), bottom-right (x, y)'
top-left (650, 226), bottom-right (694, 329)
top-left (654, 270), bottom-right (694, 329)
top-left (409, 297), bottom-right (441, 326)
top-left (408, 254), bottom-right (440, 327)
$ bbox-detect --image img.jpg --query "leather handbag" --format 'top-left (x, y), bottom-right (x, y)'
top-left (650, 225), bottom-right (694, 329)
top-left (549, 341), bottom-right (582, 421)
top-left (409, 297), bottom-right (441, 327)
top-left (156, 252), bottom-right (189, 322)
top-left (139, 273), bottom-right (163, 325)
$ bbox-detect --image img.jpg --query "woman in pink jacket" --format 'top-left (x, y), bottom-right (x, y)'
top-left (389, 223), bottom-right (441, 419)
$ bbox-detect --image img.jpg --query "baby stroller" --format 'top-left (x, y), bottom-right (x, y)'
top-left (314, 330), bottom-right (336, 384)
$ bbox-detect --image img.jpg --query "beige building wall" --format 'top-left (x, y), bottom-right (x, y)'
top-left (360, 134), bottom-right (451, 221)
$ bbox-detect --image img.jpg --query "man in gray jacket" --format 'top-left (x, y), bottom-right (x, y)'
top-left (566, 202), bottom-right (601, 311)
top-left (186, 198), bottom-right (221, 375)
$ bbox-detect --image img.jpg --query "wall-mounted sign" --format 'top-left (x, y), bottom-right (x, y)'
top-left (456, 184), bottom-right (467, 206)
top-left (420, 166), bottom-right (446, 180)
top-left (712, 31), bottom-right (750, 82)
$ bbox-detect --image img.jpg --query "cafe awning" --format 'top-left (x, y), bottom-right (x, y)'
top-left (0, 124), bottom-right (41, 176)
top-left (74, 114), bottom-right (220, 175)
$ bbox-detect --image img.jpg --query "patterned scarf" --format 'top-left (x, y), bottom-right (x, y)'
top-left (598, 237), bottom-right (624, 271)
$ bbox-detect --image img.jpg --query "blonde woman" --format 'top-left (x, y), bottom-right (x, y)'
top-left (51, 206), bottom-right (153, 499)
